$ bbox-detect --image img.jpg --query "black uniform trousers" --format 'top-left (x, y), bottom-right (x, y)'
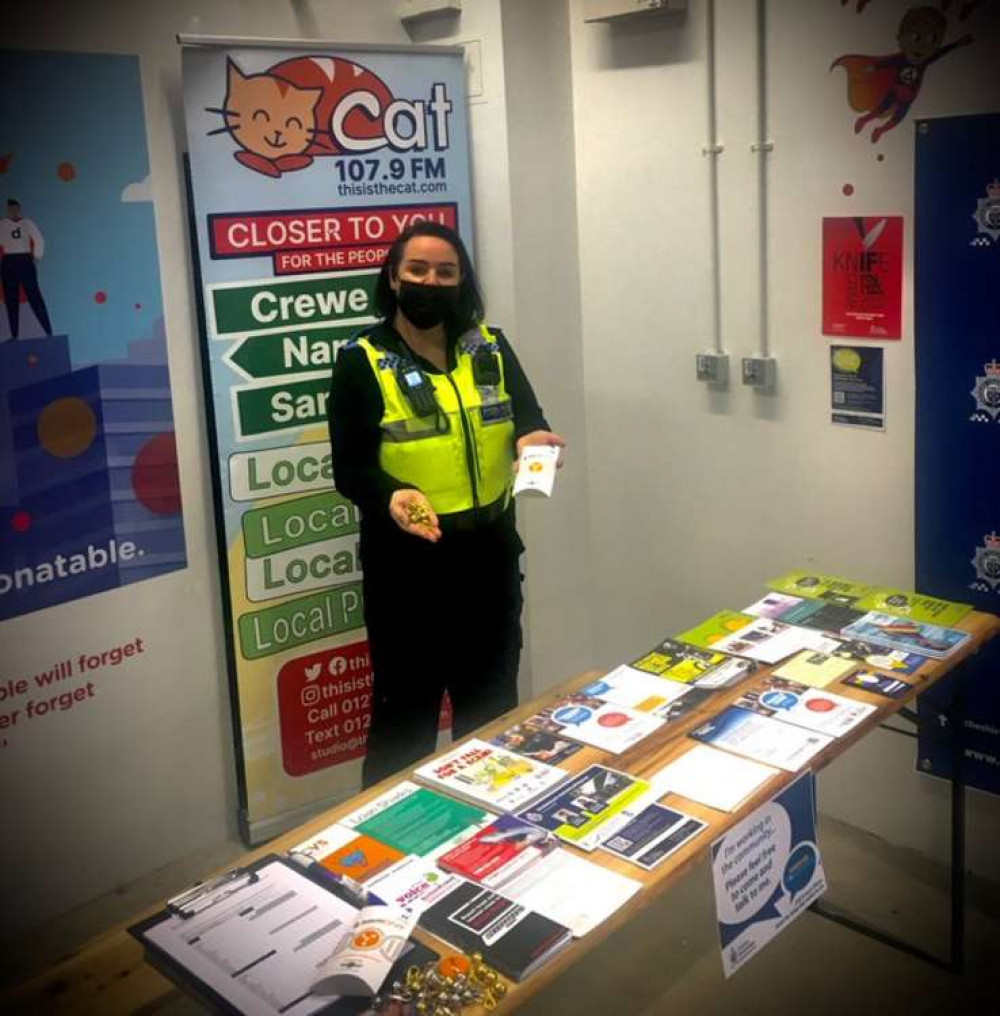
top-left (359, 512), bottom-right (523, 788)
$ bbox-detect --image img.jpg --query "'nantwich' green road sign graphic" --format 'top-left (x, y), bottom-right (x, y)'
top-left (225, 326), bottom-right (359, 381)
top-left (211, 271), bottom-right (378, 336)
top-left (235, 376), bottom-right (331, 438)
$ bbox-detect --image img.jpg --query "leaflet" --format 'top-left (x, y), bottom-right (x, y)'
top-left (533, 693), bottom-right (664, 754)
top-left (735, 677), bottom-right (876, 737)
top-left (364, 855), bottom-right (463, 916)
top-left (744, 592), bottom-right (806, 619)
top-left (417, 878), bottom-right (572, 982)
top-left (771, 649), bottom-right (857, 688)
top-left (515, 764), bottom-right (650, 851)
top-left (650, 744), bottom-right (778, 812)
top-left (829, 637), bottom-right (927, 676)
top-left (601, 803), bottom-right (707, 870)
top-left (630, 636), bottom-right (752, 686)
top-left (690, 706), bottom-right (834, 772)
top-left (290, 824), bottom-right (405, 883)
top-left (491, 720), bottom-right (583, 766)
top-left (501, 848), bottom-right (642, 937)
top-left (841, 670), bottom-right (912, 699)
top-left (337, 782), bottom-right (487, 858)
top-left (581, 666), bottom-right (692, 715)
top-left (312, 905), bottom-right (418, 999)
top-left (414, 739), bottom-right (568, 813)
top-left (841, 612), bottom-right (971, 659)
top-left (438, 815), bottom-right (641, 937)
top-left (766, 570), bottom-right (874, 605)
top-left (710, 618), bottom-right (841, 664)
top-left (854, 587), bottom-right (971, 626)
top-left (768, 598), bottom-right (864, 634)
top-left (675, 611), bottom-right (756, 651)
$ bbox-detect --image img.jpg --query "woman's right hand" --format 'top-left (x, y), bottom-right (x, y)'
top-left (389, 489), bottom-right (442, 543)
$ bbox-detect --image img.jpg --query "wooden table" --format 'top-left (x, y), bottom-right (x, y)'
top-left (9, 609), bottom-right (999, 1015)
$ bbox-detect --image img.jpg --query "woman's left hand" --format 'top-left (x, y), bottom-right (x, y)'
top-left (515, 430), bottom-right (567, 469)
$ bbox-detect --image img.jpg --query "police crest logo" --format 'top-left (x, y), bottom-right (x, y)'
top-left (971, 178), bottom-right (1000, 246)
top-left (969, 359), bottom-right (1000, 423)
top-left (970, 532), bottom-right (1000, 595)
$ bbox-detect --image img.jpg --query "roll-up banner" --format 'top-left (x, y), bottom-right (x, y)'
top-left (915, 112), bottom-right (1000, 796)
top-left (182, 39), bottom-right (473, 842)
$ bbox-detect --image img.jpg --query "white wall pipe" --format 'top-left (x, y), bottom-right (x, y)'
top-left (703, 0), bottom-right (724, 355)
top-left (753, 0), bottom-right (773, 359)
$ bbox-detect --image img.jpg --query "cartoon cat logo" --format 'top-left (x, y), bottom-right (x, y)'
top-left (208, 56), bottom-right (395, 178)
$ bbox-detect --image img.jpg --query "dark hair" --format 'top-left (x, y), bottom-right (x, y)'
top-left (7, 198), bottom-right (19, 206)
top-left (899, 7), bottom-right (946, 38)
top-left (374, 220), bottom-right (484, 332)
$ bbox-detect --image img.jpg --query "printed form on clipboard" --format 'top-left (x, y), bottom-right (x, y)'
top-left (129, 855), bottom-right (433, 1015)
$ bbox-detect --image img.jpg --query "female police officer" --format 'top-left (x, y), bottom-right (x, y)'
top-left (328, 221), bottom-right (565, 788)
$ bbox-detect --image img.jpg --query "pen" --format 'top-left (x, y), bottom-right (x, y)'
top-left (167, 867), bottom-right (259, 919)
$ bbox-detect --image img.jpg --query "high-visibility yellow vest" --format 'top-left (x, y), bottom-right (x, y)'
top-left (355, 324), bottom-right (516, 515)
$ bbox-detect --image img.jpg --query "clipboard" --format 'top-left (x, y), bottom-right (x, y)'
top-left (130, 854), bottom-right (438, 1016)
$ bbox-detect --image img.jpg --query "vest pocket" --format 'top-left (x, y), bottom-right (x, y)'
top-left (381, 415), bottom-right (450, 442)
top-left (479, 398), bottom-right (513, 426)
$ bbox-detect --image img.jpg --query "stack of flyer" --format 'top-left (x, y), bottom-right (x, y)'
top-left (417, 878), bottom-right (574, 982)
top-left (733, 676), bottom-right (876, 737)
top-left (840, 611), bottom-right (971, 659)
top-left (629, 636), bottom-right (755, 688)
top-left (522, 693), bottom-right (664, 754)
top-left (689, 706), bottom-right (833, 772)
top-left (436, 814), bottom-right (642, 937)
top-left (680, 612), bottom-right (841, 665)
top-left (766, 570), bottom-right (972, 626)
top-left (414, 739), bottom-right (568, 812)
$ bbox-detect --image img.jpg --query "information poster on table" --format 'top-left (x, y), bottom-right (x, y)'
top-left (711, 772), bottom-right (827, 977)
top-left (182, 41), bottom-right (472, 840)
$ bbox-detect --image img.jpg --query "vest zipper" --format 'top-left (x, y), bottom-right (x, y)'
top-left (444, 373), bottom-right (480, 508)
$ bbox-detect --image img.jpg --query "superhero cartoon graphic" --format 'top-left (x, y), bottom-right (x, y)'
top-left (208, 56), bottom-right (395, 178)
top-left (841, 0), bottom-right (989, 19)
top-left (831, 6), bottom-right (972, 143)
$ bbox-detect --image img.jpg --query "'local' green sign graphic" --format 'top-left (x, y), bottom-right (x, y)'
top-left (236, 376), bottom-right (331, 438)
top-left (242, 490), bottom-right (360, 559)
top-left (226, 326), bottom-right (358, 381)
top-left (238, 581), bottom-right (364, 659)
top-left (212, 272), bottom-right (378, 336)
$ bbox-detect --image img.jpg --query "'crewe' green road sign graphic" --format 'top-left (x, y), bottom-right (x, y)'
top-left (211, 271), bottom-right (378, 336)
top-left (225, 326), bottom-right (359, 381)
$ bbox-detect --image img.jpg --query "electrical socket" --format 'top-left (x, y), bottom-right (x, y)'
top-left (741, 356), bottom-right (777, 389)
top-left (696, 351), bottom-right (729, 385)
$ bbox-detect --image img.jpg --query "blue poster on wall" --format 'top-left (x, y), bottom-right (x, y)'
top-left (0, 51), bottom-right (187, 622)
top-left (915, 111), bottom-right (1000, 794)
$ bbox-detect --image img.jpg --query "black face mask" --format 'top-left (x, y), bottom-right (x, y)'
top-left (397, 280), bottom-right (461, 330)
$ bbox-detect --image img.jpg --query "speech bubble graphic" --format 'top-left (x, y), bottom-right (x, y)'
top-left (553, 706), bottom-right (592, 726)
top-left (761, 691), bottom-right (799, 711)
top-left (782, 842), bottom-right (818, 903)
top-left (715, 802), bottom-right (792, 925)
